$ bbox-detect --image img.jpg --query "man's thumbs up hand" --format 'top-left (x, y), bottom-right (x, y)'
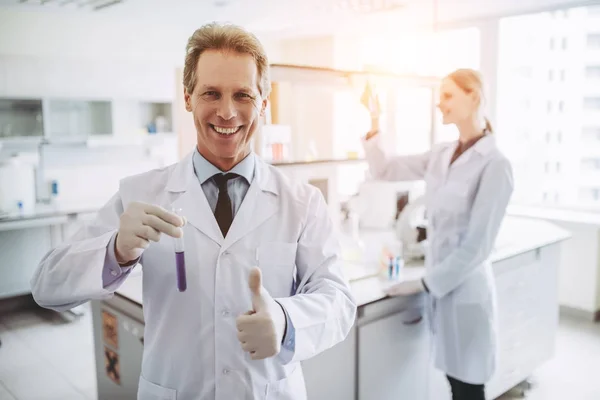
top-left (236, 267), bottom-right (287, 360)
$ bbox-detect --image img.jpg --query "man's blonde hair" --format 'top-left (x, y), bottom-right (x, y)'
top-left (183, 22), bottom-right (271, 98)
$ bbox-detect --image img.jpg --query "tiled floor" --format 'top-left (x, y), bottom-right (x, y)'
top-left (0, 300), bottom-right (600, 400)
top-left (0, 301), bottom-right (97, 400)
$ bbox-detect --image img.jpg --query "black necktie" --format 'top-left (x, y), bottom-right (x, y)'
top-left (213, 173), bottom-right (238, 237)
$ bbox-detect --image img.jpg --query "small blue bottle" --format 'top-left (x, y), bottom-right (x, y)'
top-left (388, 257), bottom-right (394, 280)
top-left (395, 256), bottom-right (403, 278)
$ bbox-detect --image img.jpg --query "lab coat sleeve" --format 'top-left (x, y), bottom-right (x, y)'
top-left (30, 192), bottom-right (137, 312)
top-left (362, 133), bottom-right (431, 181)
top-left (424, 157), bottom-right (514, 299)
top-left (102, 233), bottom-right (136, 290)
top-left (274, 188), bottom-right (357, 364)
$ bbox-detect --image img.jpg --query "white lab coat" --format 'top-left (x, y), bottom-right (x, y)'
top-left (364, 134), bottom-right (513, 384)
top-left (31, 152), bottom-right (356, 400)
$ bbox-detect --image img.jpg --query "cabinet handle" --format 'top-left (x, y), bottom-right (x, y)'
top-left (402, 316), bottom-right (423, 325)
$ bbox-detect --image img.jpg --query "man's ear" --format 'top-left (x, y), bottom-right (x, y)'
top-left (260, 98), bottom-right (268, 117)
top-left (184, 87), bottom-right (193, 112)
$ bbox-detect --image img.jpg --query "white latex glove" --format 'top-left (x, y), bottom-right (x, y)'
top-left (385, 279), bottom-right (425, 297)
top-left (115, 201), bottom-right (185, 264)
top-left (236, 267), bottom-right (287, 360)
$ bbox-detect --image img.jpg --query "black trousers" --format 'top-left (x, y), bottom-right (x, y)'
top-left (447, 375), bottom-right (486, 400)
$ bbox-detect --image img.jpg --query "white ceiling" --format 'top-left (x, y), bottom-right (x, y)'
top-left (1, 0), bottom-right (600, 37)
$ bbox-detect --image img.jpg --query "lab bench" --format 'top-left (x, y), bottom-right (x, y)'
top-left (90, 216), bottom-right (570, 400)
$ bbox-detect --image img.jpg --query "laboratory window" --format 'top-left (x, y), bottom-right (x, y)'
top-left (497, 4), bottom-right (600, 211)
top-left (586, 66), bottom-right (600, 79)
top-left (588, 5), bottom-right (600, 15)
top-left (587, 34), bottom-right (600, 49)
top-left (581, 158), bottom-right (600, 170)
top-left (584, 97), bottom-right (600, 110)
top-left (582, 127), bottom-right (600, 141)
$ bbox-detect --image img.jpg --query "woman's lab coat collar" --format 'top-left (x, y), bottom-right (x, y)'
top-left (450, 134), bottom-right (496, 169)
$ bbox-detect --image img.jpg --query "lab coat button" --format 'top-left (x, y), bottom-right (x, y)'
top-left (222, 251), bottom-right (230, 256)
top-left (222, 310), bottom-right (230, 317)
top-left (222, 369), bottom-right (230, 375)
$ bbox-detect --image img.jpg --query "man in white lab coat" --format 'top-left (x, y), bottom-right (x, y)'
top-left (31, 22), bottom-right (356, 400)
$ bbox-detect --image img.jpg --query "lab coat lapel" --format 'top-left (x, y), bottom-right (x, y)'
top-left (450, 135), bottom-right (496, 169)
top-left (166, 152), bottom-right (223, 246)
top-left (222, 158), bottom-right (279, 251)
top-left (449, 147), bottom-right (475, 169)
top-left (440, 143), bottom-right (456, 181)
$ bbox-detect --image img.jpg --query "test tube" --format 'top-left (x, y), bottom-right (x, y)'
top-left (172, 207), bottom-right (187, 292)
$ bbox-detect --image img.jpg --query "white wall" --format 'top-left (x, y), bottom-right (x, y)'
top-left (0, 9), bottom-right (283, 101)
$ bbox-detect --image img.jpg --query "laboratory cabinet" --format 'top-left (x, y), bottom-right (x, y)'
top-left (0, 98), bottom-right (44, 138)
top-left (0, 211), bottom-right (93, 299)
top-left (91, 299), bottom-right (145, 400)
top-left (301, 328), bottom-right (356, 400)
top-left (357, 299), bottom-right (431, 400)
top-left (485, 244), bottom-right (560, 399)
top-left (0, 226), bottom-right (52, 299)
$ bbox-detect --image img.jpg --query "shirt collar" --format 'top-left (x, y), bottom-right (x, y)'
top-left (192, 148), bottom-right (255, 185)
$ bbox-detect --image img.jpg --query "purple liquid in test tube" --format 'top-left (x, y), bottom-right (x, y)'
top-left (172, 207), bottom-right (187, 292)
top-left (175, 251), bottom-right (187, 292)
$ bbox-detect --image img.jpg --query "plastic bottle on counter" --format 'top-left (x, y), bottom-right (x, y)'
top-left (340, 211), bottom-right (365, 264)
top-left (49, 180), bottom-right (59, 207)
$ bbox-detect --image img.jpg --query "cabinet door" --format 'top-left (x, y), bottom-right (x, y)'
top-left (358, 308), bottom-right (431, 400)
top-left (302, 327), bottom-right (356, 400)
top-left (0, 226), bottom-right (52, 299)
top-left (91, 301), bottom-right (145, 400)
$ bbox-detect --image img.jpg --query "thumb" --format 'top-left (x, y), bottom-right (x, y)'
top-left (249, 267), bottom-right (266, 312)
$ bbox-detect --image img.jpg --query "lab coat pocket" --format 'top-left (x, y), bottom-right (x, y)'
top-left (137, 375), bottom-right (177, 400)
top-left (266, 364), bottom-right (305, 400)
top-left (257, 242), bottom-right (297, 298)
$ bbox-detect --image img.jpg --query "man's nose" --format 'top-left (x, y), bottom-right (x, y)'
top-left (216, 98), bottom-right (237, 120)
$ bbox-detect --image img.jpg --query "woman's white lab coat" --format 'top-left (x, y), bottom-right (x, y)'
top-left (364, 134), bottom-right (514, 384)
top-left (30, 152), bottom-right (356, 400)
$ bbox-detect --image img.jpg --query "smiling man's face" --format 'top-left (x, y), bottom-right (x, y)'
top-left (184, 49), bottom-right (267, 171)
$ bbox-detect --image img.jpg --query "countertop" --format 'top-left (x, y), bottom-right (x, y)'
top-left (0, 203), bottom-right (99, 223)
top-left (114, 216), bottom-right (571, 308)
top-left (0, 203), bottom-right (99, 231)
top-left (508, 204), bottom-right (600, 226)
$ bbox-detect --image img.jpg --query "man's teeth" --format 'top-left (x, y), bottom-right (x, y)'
top-left (213, 126), bottom-right (239, 135)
